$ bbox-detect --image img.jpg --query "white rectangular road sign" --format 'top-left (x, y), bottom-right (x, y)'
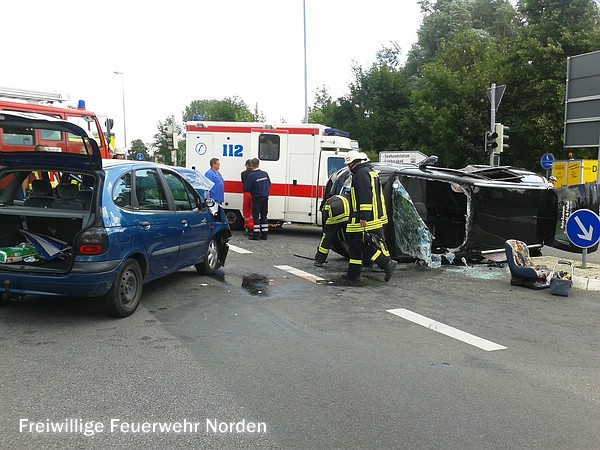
top-left (379, 151), bottom-right (428, 164)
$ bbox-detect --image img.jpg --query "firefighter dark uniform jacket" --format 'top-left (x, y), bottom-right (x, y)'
top-left (322, 194), bottom-right (350, 226)
top-left (346, 163), bottom-right (388, 233)
top-left (244, 169), bottom-right (271, 198)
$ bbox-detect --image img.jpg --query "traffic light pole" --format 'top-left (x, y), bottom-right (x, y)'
top-left (489, 83), bottom-right (497, 167)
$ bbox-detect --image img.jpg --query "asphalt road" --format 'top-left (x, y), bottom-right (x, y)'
top-left (1, 225), bottom-right (599, 449)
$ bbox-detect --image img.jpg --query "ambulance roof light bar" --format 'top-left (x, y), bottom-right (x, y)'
top-left (0, 87), bottom-right (69, 104)
top-left (324, 128), bottom-right (350, 138)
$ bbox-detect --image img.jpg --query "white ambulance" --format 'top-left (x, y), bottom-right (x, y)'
top-left (185, 120), bottom-right (359, 229)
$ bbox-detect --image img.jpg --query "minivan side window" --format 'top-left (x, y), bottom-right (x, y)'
top-left (163, 171), bottom-right (201, 211)
top-left (113, 173), bottom-right (132, 210)
top-left (134, 169), bottom-right (169, 210)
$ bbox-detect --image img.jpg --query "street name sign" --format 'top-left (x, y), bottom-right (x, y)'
top-left (379, 151), bottom-right (428, 164)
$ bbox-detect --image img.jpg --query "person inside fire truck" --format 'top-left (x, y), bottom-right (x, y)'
top-left (241, 159), bottom-right (254, 235)
top-left (344, 151), bottom-right (397, 283)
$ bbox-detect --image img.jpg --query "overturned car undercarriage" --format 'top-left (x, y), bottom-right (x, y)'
top-left (323, 161), bottom-right (559, 265)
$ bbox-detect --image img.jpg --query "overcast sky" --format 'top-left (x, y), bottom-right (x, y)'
top-left (2, 1), bottom-right (422, 148)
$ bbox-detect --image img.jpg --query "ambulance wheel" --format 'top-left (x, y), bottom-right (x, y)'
top-left (225, 209), bottom-right (244, 230)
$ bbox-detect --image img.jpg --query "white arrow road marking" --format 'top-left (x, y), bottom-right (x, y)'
top-left (387, 308), bottom-right (507, 351)
top-left (575, 216), bottom-right (594, 241)
top-left (228, 244), bottom-right (252, 254)
top-left (275, 265), bottom-right (325, 283)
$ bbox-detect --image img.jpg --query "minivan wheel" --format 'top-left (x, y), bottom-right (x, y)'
top-left (196, 237), bottom-right (220, 275)
top-left (104, 259), bottom-right (143, 318)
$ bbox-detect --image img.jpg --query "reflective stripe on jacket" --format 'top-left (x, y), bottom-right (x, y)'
top-left (346, 164), bottom-right (388, 233)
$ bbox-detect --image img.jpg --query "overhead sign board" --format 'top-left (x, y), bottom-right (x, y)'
top-left (379, 151), bottom-right (428, 164)
top-left (565, 209), bottom-right (600, 249)
top-left (564, 50), bottom-right (600, 148)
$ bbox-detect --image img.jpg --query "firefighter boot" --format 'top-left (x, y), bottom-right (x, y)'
top-left (346, 263), bottom-right (361, 282)
top-left (249, 232), bottom-right (260, 241)
top-left (260, 232), bottom-right (268, 240)
top-left (384, 260), bottom-right (397, 282)
top-left (314, 252), bottom-right (326, 267)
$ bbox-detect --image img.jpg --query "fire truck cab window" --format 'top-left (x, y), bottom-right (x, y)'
top-left (41, 130), bottom-right (62, 141)
top-left (258, 134), bottom-right (280, 161)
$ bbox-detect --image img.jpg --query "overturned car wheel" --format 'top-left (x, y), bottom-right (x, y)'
top-left (104, 259), bottom-right (143, 318)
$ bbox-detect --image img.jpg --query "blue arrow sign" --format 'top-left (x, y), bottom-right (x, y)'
top-left (565, 209), bottom-right (600, 248)
top-left (540, 153), bottom-right (554, 170)
top-left (136, 153), bottom-right (144, 161)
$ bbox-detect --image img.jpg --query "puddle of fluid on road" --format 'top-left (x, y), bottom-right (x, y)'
top-left (240, 274), bottom-right (270, 296)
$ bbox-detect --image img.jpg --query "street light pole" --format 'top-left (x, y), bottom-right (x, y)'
top-left (303, 0), bottom-right (308, 124)
top-left (113, 71), bottom-right (127, 153)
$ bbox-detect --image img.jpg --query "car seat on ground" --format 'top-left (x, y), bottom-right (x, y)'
top-left (504, 239), bottom-right (550, 289)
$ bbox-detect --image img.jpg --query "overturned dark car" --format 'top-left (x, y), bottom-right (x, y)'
top-left (323, 159), bottom-right (559, 264)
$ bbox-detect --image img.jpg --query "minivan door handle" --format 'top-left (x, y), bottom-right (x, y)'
top-left (140, 221), bottom-right (150, 230)
top-left (181, 220), bottom-right (188, 227)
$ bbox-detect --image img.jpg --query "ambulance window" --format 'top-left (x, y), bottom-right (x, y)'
top-left (328, 157), bottom-right (345, 176)
top-left (258, 134), bottom-right (280, 161)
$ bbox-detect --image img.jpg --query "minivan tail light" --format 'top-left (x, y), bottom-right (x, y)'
top-left (76, 227), bottom-right (108, 255)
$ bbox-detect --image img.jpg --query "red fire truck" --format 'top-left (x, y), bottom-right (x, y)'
top-left (0, 87), bottom-right (114, 158)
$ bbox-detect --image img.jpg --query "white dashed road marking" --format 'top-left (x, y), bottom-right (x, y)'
top-left (387, 308), bottom-right (507, 351)
top-left (228, 244), bottom-right (253, 254)
top-left (275, 265), bottom-right (325, 284)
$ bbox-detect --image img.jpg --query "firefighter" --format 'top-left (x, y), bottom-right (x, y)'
top-left (113, 148), bottom-right (126, 159)
top-left (344, 150), bottom-right (397, 282)
top-left (314, 191), bottom-right (350, 267)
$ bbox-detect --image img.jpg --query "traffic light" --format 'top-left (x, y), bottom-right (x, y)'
top-left (495, 123), bottom-right (509, 153)
top-left (485, 129), bottom-right (498, 153)
top-left (166, 124), bottom-right (178, 151)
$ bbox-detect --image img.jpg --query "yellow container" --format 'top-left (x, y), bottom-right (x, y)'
top-left (552, 159), bottom-right (598, 187)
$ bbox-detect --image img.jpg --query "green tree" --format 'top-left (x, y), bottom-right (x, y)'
top-left (182, 97), bottom-right (256, 122)
top-left (406, 0), bottom-right (518, 75)
top-left (502, 0), bottom-right (600, 168)
top-left (128, 139), bottom-right (150, 161)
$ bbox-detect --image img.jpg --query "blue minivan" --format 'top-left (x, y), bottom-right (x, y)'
top-left (0, 111), bottom-right (231, 317)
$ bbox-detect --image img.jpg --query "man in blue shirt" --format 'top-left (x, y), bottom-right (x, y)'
top-left (204, 158), bottom-right (225, 204)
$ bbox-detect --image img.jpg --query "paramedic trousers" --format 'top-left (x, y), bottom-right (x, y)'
top-left (251, 196), bottom-right (269, 239)
top-left (346, 228), bottom-right (391, 280)
top-left (243, 191), bottom-right (254, 232)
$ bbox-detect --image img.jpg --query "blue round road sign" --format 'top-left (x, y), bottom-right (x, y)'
top-left (540, 153), bottom-right (554, 170)
top-left (565, 209), bottom-right (600, 249)
top-left (136, 153), bottom-right (144, 161)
